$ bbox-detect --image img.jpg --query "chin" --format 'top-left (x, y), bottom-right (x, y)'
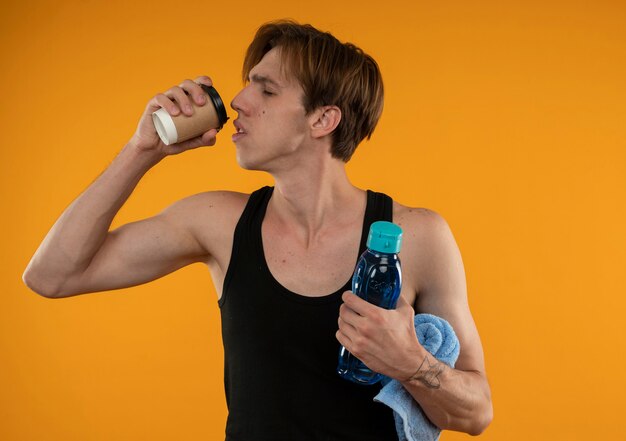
top-left (236, 153), bottom-right (263, 171)
top-left (238, 162), bottom-right (259, 171)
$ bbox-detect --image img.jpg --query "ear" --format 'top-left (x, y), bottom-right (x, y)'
top-left (309, 105), bottom-right (341, 139)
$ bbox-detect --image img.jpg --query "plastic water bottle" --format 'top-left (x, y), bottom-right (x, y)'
top-left (337, 221), bottom-right (403, 385)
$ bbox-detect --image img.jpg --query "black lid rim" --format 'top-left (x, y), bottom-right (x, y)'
top-left (200, 84), bottom-right (229, 129)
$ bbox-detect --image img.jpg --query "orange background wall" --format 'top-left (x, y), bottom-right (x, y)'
top-left (2, 0), bottom-right (625, 439)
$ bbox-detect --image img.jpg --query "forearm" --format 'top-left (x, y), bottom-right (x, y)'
top-left (401, 351), bottom-right (493, 435)
top-left (23, 142), bottom-right (165, 295)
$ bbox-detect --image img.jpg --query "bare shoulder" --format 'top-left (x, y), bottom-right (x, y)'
top-left (162, 190), bottom-right (250, 218)
top-left (392, 201), bottom-right (453, 276)
top-left (392, 201), bottom-right (443, 234)
top-left (392, 200), bottom-right (464, 304)
top-left (159, 190), bottom-right (250, 258)
top-left (392, 200), bottom-right (468, 310)
top-left (393, 200), bottom-right (486, 373)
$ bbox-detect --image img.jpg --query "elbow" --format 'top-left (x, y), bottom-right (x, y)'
top-left (469, 398), bottom-right (493, 436)
top-left (438, 400), bottom-right (493, 436)
top-left (22, 269), bottom-right (61, 299)
top-left (446, 387), bottom-right (493, 436)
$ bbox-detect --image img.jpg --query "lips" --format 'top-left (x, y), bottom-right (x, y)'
top-left (233, 119), bottom-right (247, 134)
top-left (232, 119), bottom-right (247, 143)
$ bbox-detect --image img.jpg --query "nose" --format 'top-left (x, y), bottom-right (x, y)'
top-left (230, 85), bottom-right (250, 115)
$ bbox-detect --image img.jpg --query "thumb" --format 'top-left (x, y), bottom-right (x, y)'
top-left (170, 128), bottom-right (218, 152)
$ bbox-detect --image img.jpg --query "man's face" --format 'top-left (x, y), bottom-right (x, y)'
top-left (230, 47), bottom-right (311, 171)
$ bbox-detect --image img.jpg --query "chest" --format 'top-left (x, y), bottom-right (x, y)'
top-left (261, 220), bottom-right (361, 297)
top-left (261, 220), bottom-right (420, 305)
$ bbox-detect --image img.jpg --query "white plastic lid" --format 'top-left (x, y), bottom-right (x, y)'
top-left (152, 108), bottom-right (178, 145)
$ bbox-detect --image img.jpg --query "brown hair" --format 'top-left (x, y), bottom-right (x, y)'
top-left (242, 19), bottom-right (384, 162)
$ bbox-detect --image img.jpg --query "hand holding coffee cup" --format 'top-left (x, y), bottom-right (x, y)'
top-left (129, 76), bottom-right (228, 157)
top-left (152, 83), bottom-right (228, 145)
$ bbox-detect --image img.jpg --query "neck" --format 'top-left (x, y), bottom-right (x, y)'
top-left (268, 153), bottom-right (364, 247)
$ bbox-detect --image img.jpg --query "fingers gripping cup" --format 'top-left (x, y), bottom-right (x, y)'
top-left (152, 84), bottom-right (229, 145)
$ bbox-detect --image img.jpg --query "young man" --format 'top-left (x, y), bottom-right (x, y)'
top-left (23, 20), bottom-right (492, 440)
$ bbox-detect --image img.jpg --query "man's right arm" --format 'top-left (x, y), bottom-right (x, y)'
top-left (22, 76), bottom-right (219, 298)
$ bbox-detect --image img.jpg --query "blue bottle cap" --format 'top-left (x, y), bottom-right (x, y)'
top-left (366, 221), bottom-right (403, 253)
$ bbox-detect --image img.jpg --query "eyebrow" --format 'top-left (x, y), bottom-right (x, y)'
top-left (248, 73), bottom-right (282, 88)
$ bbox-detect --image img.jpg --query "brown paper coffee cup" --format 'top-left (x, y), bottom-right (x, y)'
top-left (152, 85), bottom-right (228, 145)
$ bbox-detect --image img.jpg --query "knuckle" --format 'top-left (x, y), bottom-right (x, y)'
top-left (195, 75), bottom-right (213, 86)
top-left (171, 86), bottom-right (189, 100)
top-left (167, 85), bottom-right (182, 95)
top-left (371, 312), bottom-right (385, 327)
top-left (183, 80), bottom-right (199, 94)
top-left (170, 88), bottom-right (192, 110)
top-left (154, 93), bottom-right (168, 103)
top-left (183, 79), bottom-right (202, 91)
top-left (354, 335), bottom-right (366, 350)
top-left (153, 93), bottom-right (178, 113)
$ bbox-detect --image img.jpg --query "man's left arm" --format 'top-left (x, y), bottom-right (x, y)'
top-left (336, 211), bottom-right (493, 435)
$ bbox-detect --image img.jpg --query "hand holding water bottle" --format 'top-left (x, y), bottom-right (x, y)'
top-left (337, 221), bottom-right (422, 384)
top-left (336, 290), bottom-right (423, 383)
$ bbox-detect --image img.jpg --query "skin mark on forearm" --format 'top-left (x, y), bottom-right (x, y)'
top-left (409, 355), bottom-right (447, 389)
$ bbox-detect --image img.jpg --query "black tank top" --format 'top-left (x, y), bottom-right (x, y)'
top-left (219, 186), bottom-right (398, 441)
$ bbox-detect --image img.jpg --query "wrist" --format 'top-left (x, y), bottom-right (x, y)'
top-left (400, 350), bottom-right (448, 389)
top-left (123, 140), bottom-right (167, 167)
top-left (395, 338), bottom-right (429, 383)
